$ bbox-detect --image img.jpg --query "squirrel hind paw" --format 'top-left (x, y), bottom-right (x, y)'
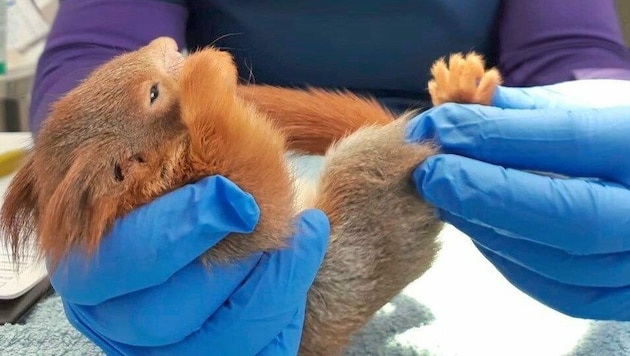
top-left (428, 52), bottom-right (502, 106)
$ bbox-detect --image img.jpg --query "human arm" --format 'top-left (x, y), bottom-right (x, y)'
top-left (406, 80), bottom-right (630, 320)
top-left (50, 175), bottom-right (330, 355)
top-left (29, 0), bottom-right (188, 133)
top-left (497, 0), bottom-right (630, 86)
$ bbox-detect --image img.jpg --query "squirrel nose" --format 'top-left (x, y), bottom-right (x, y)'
top-left (165, 51), bottom-right (184, 79)
top-left (148, 37), bottom-right (179, 52)
top-left (146, 37), bottom-right (184, 79)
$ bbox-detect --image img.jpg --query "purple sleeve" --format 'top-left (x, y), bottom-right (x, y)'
top-left (29, 0), bottom-right (188, 133)
top-left (497, 0), bottom-right (630, 87)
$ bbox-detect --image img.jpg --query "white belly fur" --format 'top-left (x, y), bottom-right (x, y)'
top-left (285, 153), bottom-right (325, 212)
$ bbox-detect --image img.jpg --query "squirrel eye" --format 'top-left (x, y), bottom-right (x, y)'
top-left (150, 83), bottom-right (159, 104)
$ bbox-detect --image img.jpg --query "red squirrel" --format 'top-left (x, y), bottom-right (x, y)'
top-left (0, 37), bottom-right (501, 355)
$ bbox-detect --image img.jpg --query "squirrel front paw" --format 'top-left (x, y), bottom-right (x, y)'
top-left (428, 52), bottom-right (502, 106)
top-left (179, 47), bottom-right (240, 127)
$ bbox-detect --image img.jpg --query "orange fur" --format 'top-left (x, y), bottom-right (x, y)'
top-left (0, 156), bottom-right (38, 261)
top-left (237, 85), bottom-right (395, 154)
top-left (177, 49), bottom-right (295, 263)
top-left (428, 52), bottom-right (502, 106)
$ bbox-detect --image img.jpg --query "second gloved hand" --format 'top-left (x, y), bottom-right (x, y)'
top-left (406, 79), bottom-right (630, 321)
top-left (49, 175), bottom-right (330, 355)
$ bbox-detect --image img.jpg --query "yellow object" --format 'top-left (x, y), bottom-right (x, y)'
top-left (0, 148), bottom-right (27, 178)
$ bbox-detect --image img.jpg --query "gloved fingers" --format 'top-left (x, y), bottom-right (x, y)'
top-left (492, 80), bottom-right (630, 110)
top-left (406, 103), bottom-right (630, 184)
top-left (68, 253), bottom-right (262, 347)
top-left (106, 309), bottom-right (303, 356)
top-left (491, 85), bottom-right (589, 110)
top-left (50, 175), bottom-right (260, 305)
top-left (257, 305), bottom-right (307, 356)
top-left (442, 210), bottom-right (630, 288)
top-left (473, 243), bottom-right (630, 321)
top-left (199, 208), bottom-right (328, 324)
top-left (62, 301), bottom-right (125, 356)
top-left (109, 209), bottom-right (329, 355)
top-left (414, 154), bottom-right (630, 255)
top-left (126, 308), bottom-right (298, 356)
top-left (69, 303), bottom-right (304, 356)
top-left (65, 209), bottom-right (328, 352)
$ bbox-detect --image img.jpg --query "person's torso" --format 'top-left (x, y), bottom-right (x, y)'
top-left (185, 0), bottom-right (501, 111)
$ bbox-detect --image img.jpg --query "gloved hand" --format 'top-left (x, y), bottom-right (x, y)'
top-left (406, 79), bottom-right (630, 321)
top-left (49, 175), bottom-right (330, 355)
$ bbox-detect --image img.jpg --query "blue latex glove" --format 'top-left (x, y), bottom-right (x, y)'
top-left (406, 79), bottom-right (630, 321)
top-left (49, 175), bottom-right (330, 355)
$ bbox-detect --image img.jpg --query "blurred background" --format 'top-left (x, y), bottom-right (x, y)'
top-left (617, 1), bottom-right (630, 45)
top-left (1, 0), bottom-right (630, 133)
top-left (2, 0), bottom-right (58, 132)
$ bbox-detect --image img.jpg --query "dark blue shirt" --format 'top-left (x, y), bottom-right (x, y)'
top-left (185, 0), bottom-right (501, 111)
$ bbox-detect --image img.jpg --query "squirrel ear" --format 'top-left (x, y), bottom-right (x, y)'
top-left (112, 153), bottom-right (147, 183)
top-left (0, 154), bottom-right (39, 267)
top-left (38, 152), bottom-right (121, 271)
